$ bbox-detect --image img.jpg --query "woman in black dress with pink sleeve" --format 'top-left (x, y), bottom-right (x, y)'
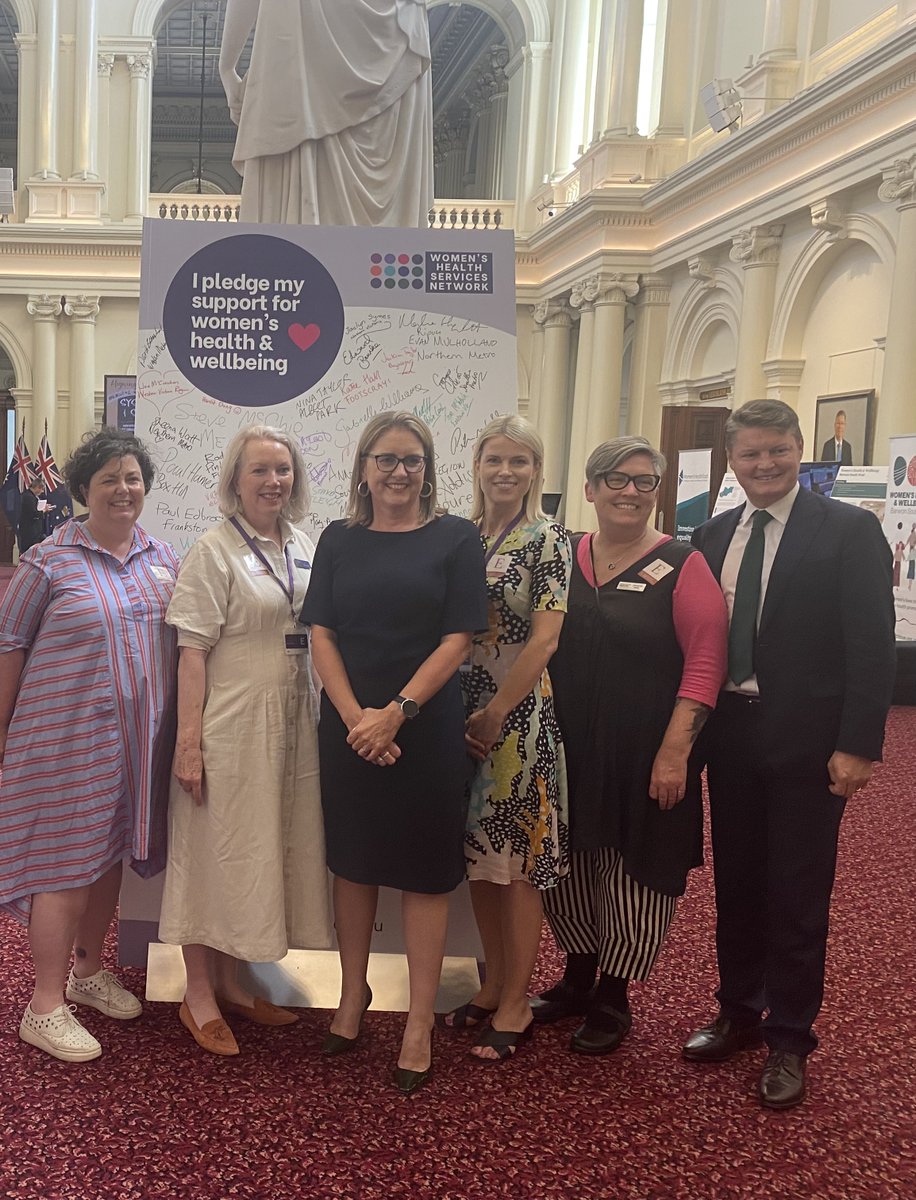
top-left (531, 437), bottom-right (728, 1055)
top-left (300, 411), bottom-right (487, 1094)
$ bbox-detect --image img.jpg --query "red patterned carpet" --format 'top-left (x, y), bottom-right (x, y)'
top-left (1, 709), bottom-right (914, 1200)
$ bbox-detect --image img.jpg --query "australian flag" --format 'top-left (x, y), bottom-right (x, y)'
top-left (0, 433), bottom-right (33, 541)
top-left (36, 430), bottom-right (72, 531)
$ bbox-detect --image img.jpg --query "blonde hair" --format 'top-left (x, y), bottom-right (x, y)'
top-left (217, 425), bottom-right (310, 522)
top-left (346, 411), bottom-right (438, 527)
top-left (469, 414), bottom-right (546, 524)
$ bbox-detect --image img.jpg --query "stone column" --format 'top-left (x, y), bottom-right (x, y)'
top-left (551, 0), bottom-right (590, 178)
top-left (589, 0), bottom-right (616, 144)
top-left (536, 299), bottom-right (574, 496)
top-left (760, 0), bottom-right (800, 60)
top-left (27, 294), bottom-right (62, 445)
top-left (565, 276), bottom-right (599, 529)
top-left (32, 0), bottom-right (60, 179)
top-left (97, 53), bottom-right (114, 219)
top-left (730, 225), bottom-right (784, 406)
top-left (878, 154), bottom-right (916, 455)
top-left (587, 276), bottom-right (639, 452)
top-left (528, 305), bottom-right (547, 427)
top-left (626, 276), bottom-right (671, 451)
top-left (651, 0), bottom-right (692, 137)
top-left (762, 357), bottom-right (805, 409)
top-left (71, 0), bottom-right (99, 179)
top-left (605, 0), bottom-right (645, 138)
top-left (64, 295), bottom-right (100, 450)
top-left (486, 47), bottom-right (510, 197)
top-left (126, 52), bottom-right (152, 222)
top-left (514, 42), bottom-right (550, 232)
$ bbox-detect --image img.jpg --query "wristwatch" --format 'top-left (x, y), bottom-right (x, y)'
top-left (395, 694), bottom-right (420, 719)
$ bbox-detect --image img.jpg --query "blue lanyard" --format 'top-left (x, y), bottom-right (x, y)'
top-left (480, 510), bottom-right (524, 567)
top-left (230, 517), bottom-right (295, 613)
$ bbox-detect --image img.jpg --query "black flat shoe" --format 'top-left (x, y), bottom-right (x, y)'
top-left (529, 980), bottom-right (596, 1024)
top-left (321, 986), bottom-right (372, 1057)
top-left (570, 1003), bottom-right (632, 1056)
top-left (393, 1064), bottom-right (432, 1095)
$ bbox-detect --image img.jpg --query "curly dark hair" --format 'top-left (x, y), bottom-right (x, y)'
top-left (64, 428), bottom-right (156, 504)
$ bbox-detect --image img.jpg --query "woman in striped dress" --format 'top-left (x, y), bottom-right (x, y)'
top-left (0, 430), bottom-right (178, 1063)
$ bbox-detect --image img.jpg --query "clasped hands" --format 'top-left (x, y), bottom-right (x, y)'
top-left (346, 705), bottom-right (403, 768)
top-left (465, 703), bottom-right (506, 763)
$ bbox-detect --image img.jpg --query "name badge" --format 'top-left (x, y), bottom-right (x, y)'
top-left (150, 565), bottom-right (174, 582)
top-left (244, 552), bottom-right (270, 576)
top-left (486, 553), bottom-right (512, 578)
top-left (638, 559), bottom-right (675, 585)
top-left (294, 558), bottom-right (311, 570)
top-left (284, 633), bottom-right (309, 654)
top-left (617, 581), bottom-right (646, 592)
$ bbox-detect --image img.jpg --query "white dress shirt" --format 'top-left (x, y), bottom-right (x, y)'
top-left (720, 482), bottom-right (800, 695)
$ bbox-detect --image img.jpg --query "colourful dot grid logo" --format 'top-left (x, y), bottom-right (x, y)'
top-left (369, 252), bottom-right (425, 290)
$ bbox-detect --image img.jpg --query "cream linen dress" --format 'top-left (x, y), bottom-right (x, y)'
top-left (159, 516), bottom-right (331, 961)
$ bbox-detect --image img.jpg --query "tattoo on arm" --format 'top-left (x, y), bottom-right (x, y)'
top-left (675, 697), bottom-right (712, 745)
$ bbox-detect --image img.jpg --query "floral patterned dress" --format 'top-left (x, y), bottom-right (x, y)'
top-left (461, 518), bottom-right (571, 889)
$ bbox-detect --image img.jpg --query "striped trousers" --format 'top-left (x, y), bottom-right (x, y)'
top-left (542, 847), bottom-right (677, 981)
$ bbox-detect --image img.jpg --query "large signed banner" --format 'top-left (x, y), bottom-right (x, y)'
top-left (135, 220), bottom-right (517, 549)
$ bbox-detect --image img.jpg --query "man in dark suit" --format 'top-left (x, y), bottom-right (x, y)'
top-left (683, 400), bottom-right (895, 1109)
top-left (819, 409), bottom-right (854, 465)
top-left (16, 475), bottom-right (48, 555)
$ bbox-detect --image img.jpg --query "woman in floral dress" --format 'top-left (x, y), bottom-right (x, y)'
top-left (447, 415), bottom-right (571, 1062)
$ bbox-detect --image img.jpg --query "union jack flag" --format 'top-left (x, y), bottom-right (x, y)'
top-left (36, 431), bottom-right (63, 491)
top-left (12, 433), bottom-right (33, 492)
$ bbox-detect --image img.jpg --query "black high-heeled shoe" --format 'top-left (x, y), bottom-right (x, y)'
top-left (321, 985), bottom-right (372, 1057)
top-left (393, 1033), bottom-right (432, 1095)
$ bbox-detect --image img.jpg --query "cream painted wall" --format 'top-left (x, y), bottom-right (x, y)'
top-left (825, 0), bottom-right (891, 46)
top-left (693, 320), bottom-right (736, 382)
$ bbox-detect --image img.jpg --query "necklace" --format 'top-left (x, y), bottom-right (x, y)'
top-left (593, 528), bottom-right (652, 571)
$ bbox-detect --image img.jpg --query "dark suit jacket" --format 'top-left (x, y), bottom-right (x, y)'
top-left (17, 490), bottom-right (46, 554)
top-left (820, 438), bottom-right (853, 466)
top-left (692, 487), bottom-right (895, 772)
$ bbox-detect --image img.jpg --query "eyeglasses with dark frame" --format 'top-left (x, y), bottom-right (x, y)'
top-left (601, 471), bottom-right (661, 493)
top-left (362, 453), bottom-right (428, 474)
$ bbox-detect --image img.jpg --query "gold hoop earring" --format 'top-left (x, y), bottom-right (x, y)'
top-left (357, 480), bottom-right (369, 497)
top-left (420, 481), bottom-right (433, 498)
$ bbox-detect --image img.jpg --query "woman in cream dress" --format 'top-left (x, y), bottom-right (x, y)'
top-left (159, 425), bottom-right (331, 1056)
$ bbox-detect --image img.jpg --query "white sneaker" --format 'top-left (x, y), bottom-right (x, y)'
top-left (19, 1003), bottom-right (102, 1063)
top-left (66, 969), bottom-right (143, 1020)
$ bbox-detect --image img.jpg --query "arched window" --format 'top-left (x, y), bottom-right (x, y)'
top-left (150, 0), bottom-right (251, 195)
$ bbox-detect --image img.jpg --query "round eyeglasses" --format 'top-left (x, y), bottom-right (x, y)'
top-left (601, 471), bottom-right (661, 493)
top-left (362, 453), bottom-right (428, 474)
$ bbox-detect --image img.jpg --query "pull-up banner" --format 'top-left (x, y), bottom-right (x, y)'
top-left (135, 220), bottom-right (517, 549)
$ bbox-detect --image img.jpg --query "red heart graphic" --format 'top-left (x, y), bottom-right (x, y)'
top-left (288, 322), bottom-right (321, 352)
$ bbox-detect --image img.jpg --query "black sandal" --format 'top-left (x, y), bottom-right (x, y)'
top-left (470, 1022), bottom-right (534, 1063)
top-left (440, 1001), bottom-right (496, 1030)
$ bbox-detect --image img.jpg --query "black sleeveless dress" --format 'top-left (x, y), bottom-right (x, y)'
top-left (549, 535), bottom-right (704, 897)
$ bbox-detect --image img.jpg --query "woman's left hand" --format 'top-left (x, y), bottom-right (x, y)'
top-left (346, 706), bottom-right (404, 766)
top-left (465, 705), bottom-right (505, 762)
top-left (649, 747), bottom-right (687, 810)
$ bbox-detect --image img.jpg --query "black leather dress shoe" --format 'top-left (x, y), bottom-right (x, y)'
top-left (529, 981), bottom-right (595, 1024)
top-left (759, 1050), bottom-right (806, 1109)
top-left (570, 1003), bottom-right (632, 1056)
top-left (682, 1014), bottom-right (764, 1062)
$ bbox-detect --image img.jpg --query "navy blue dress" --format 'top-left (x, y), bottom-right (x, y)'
top-left (300, 515), bottom-right (488, 894)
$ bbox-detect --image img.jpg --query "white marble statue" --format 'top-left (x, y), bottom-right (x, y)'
top-left (219, 0), bottom-right (434, 226)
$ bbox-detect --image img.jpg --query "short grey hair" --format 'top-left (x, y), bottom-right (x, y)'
top-left (725, 400), bottom-right (803, 450)
top-left (585, 436), bottom-right (666, 486)
top-left (217, 425), bottom-right (310, 522)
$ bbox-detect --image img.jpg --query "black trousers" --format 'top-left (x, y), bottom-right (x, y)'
top-left (703, 693), bottom-right (847, 1056)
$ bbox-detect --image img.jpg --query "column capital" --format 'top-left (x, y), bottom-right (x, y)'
top-left (570, 274), bottom-right (600, 311)
top-left (810, 198), bottom-right (847, 241)
top-left (27, 293), bottom-right (62, 321)
top-left (97, 52), bottom-right (115, 77)
top-left (595, 273), bottom-right (640, 305)
top-left (64, 294), bottom-right (100, 323)
top-left (533, 298), bottom-right (573, 328)
top-left (878, 154), bottom-right (916, 207)
top-left (729, 224), bottom-right (784, 265)
top-left (127, 53), bottom-right (152, 80)
top-left (636, 274), bottom-right (671, 306)
top-left (761, 357), bottom-right (806, 386)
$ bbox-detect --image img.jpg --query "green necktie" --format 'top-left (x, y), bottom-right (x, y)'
top-left (728, 509), bottom-right (773, 685)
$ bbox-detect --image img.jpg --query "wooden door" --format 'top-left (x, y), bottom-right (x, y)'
top-left (656, 405), bottom-right (730, 536)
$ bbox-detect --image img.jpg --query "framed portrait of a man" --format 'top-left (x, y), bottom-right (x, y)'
top-left (814, 390), bottom-right (875, 467)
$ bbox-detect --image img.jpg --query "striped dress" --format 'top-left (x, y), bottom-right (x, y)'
top-left (0, 520), bottom-right (178, 924)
